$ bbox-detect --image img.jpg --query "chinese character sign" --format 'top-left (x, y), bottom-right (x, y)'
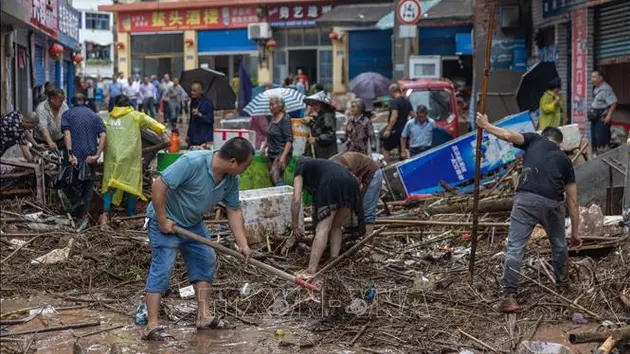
top-left (118, 6), bottom-right (258, 32)
top-left (58, 0), bottom-right (81, 49)
top-left (267, 3), bottom-right (332, 27)
top-left (30, 0), bottom-right (58, 37)
top-left (571, 9), bottom-right (587, 132)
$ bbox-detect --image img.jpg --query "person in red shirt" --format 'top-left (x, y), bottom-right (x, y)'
top-left (296, 68), bottom-right (309, 92)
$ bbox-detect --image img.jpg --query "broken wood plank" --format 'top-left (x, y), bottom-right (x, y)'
top-left (427, 198), bottom-right (514, 214)
top-left (0, 321), bottom-right (101, 337)
top-left (375, 218), bottom-right (509, 228)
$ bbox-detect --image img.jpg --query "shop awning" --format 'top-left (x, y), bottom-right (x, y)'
top-left (197, 29), bottom-right (257, 55)
top-left (375, 0), bottom-right (441, 29)
top-left (315, 3), bottom-right (393, 27)
top-left (417, 0), bottom-right (473, 25)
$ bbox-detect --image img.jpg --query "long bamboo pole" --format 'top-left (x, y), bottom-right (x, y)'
top-left (469, 0), bottom-right (497, 284)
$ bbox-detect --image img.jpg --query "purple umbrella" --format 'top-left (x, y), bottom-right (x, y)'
top-left (349, 72), bottom-right (391, 110)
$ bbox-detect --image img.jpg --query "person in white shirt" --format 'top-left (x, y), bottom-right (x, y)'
top-left (124, 77), bottom-right (141, 110)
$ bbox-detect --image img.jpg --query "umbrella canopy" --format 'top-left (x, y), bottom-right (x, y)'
top-left (303, 91), bottom-right (335, 110)
top-left (515, 62), bottom-right (559, 112)
top-left (179, 68), bottom-right (236, 111)
top-left (350, 72), bottom-right (391, 101)
top-left (243, 88), bottom-right (306, 116)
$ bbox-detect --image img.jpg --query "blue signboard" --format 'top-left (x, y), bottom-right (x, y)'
top-left (57, 0), bottom-right (81, 51)
top-left (543, 0), bottom-right (571, 18)
top-left (394, 111), bottom-right (535, 196)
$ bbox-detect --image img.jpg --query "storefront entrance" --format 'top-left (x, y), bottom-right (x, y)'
top-left (288, 49), bottom-right (317, 85)
top-left (130, 33), bottom-right (185, 79)
top-left (272, 28), bottom-right (333, 89)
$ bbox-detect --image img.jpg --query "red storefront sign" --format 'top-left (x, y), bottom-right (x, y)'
top-left (118, 6), bottom-right (258, 33)
top-left (29, 0), bottom-right (58, 38)
top-left (571, 8), bottom-right (588, 133)
top-left (267, 3), bottom-right (333, 27)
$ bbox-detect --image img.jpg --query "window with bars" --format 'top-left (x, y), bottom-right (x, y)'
top-left (85, 12), bottom-right (110, 30)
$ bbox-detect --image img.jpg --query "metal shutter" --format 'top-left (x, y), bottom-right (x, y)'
top-left (348, 29), bottom-right (392, 80)
top-left (34, 45), bottom-right (45, 86)
top-left (555, 23), bottom-right (570, 118)
top-left (594, 0), bottom-right (630, 61)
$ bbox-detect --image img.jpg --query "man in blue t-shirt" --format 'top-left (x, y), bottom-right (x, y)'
top-left (107, 79), bottom-right (123, 112)
top-left (142, 137), bottom-right (254, 341)
top-left (62, 93), bottom-right (106, 230)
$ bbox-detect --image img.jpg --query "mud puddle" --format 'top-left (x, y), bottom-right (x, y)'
top-left (0, 295), bottom-right (372, 354)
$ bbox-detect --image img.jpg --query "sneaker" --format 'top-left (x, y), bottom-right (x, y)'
top-left (77, 218), bottom-right (89, 232)
top-left (498, 293), bottom-right (521, 313)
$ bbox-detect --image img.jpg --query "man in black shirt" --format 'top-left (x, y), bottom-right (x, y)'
top-left (381, 84), bottom-right (412, 163)
top-left (476, 113), bottom-right (582, 313)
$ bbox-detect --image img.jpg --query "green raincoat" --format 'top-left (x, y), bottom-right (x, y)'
top-left (102, 106), bottom-right (166, 206)
top-left (538, 90), bottom-right (566, 130)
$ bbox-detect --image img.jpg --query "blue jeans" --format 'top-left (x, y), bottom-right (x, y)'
top-left (503, 192), bottom-right (567, 294)
top-left (142, 97), bottom-right (156, 118)
top-left (145, 218), bottom-right (217, 293)
top-left (363, 169), bottom-right (384, 224)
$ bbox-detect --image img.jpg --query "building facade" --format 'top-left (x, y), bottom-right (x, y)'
top-left (99, 0), bottom-right (347, 89)
top-left (530, 0), bottom-right (630, 134)
top-left (74, 0), bottom-right (115, 79)
top-left (1, 0), bottom-right (81, 114)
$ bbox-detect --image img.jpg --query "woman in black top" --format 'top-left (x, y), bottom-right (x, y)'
top-left (303, 91), bottom-right (338, 159)
top-left (260, 96), bottom-right (293, 186)
top-left (291, 157), bottom-right (365, 277)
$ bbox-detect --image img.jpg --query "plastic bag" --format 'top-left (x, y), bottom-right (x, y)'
top-left (52, 161), bottom-right (92, 189)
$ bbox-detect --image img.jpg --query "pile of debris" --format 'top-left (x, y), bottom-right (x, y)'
top-left (1, 176), bottom-right (628, 353)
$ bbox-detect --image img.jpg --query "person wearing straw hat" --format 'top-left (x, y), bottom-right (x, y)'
top-left (303, 91), bottom-right (338, 159)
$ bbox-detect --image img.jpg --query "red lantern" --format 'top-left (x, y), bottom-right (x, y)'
top-left (116, 41), bottom-right (125, 50)
top-left (266, 39), bottom-right (277, 48)
top-left (48, 43), bottom-right (63, 60)
top-left (185, 38), bottom-right (194, 47)
top-left (72, 54), bottom-right (84, 64)
top-left (329, 32), bottom-right (339, 41)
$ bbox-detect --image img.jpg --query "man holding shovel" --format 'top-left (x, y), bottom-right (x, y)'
top-left (143, 137), bottom-right (255, 341)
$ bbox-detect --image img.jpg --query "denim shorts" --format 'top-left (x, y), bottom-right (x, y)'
top-left (145, 218), bottom-right (217, 294)
top-left (363, 169), bottom-right (384, 223)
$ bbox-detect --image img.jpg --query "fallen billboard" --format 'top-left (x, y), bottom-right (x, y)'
top-left (384, 111), bottom-right (536, 200)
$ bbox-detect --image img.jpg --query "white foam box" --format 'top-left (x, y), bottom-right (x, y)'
top-left (557, 124), bottom-right (581, 151)
top-left (213, 129), bottom-right (256, 150)
top-left (239, 186), bottom-right (303, 244)
top-left (220, 118), bottom-right (251, 130)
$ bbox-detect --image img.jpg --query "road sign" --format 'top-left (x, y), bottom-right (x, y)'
top-left (396, 0), bottom-right (422, 25)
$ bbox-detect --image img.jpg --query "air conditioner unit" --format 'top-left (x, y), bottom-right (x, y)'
top-left (247, 23), bottom-right (272, 40)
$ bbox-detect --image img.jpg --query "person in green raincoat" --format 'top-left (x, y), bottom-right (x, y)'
top-left (538, 78), bottom-right (566, 131)
top-left (303, 91), bottom-right (338, 159)
top-left (100, 95), bottom-right (167, 226)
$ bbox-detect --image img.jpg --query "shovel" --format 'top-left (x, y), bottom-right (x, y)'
top-left (173, 226), bottom-right (319, 292)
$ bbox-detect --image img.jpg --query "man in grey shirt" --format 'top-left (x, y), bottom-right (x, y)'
top-left (166, 78), bottom-right (183, 128)
top-left (35, 88), bottom-right (69, 153)
top-left (589, 70), bottom-right (618, 153)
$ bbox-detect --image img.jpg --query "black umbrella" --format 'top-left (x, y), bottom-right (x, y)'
top-left (515, 62), bottom-right (559, 112)
top-left (179, 68), bottom-right (236, 111)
